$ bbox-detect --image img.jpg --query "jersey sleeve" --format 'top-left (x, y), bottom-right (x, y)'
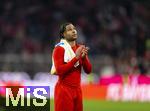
top-left (53, 46), bottom-right (79, 76)
top-left (82, 55), bottom-right (92, 74)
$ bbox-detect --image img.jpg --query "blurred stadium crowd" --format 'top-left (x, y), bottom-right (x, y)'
top-left (0, 0), bottom-right (149, 76)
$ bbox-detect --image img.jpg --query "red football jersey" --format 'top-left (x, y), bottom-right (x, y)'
top-left (52, 44), bottom-right (92, 87)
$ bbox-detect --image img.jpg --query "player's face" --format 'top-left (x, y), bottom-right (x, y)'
top-left (63, 24), bottom-right (77, 41)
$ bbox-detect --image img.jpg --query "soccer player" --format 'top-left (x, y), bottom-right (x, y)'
top-left (51, 22), bottom-right (92, 111)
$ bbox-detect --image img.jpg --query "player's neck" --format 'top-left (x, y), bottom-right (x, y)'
top-left (68, 41), bottom-right (76, 47)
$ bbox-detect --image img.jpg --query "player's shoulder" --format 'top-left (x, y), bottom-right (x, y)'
top-left (55, 42), bottom-right (64, 47)
top-left (54, 45), bottom-right (64, 50)
top-left (54, 41), bottom-right (65, 49)
top-left (53, 44), bottom-right (64, 53)
top-left (53, 46), bottom-right (64, 55)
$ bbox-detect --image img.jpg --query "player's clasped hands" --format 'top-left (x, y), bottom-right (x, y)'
top-left (75, 45), bottom-right (89, 59)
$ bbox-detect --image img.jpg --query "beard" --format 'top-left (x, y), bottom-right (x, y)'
top-left (65, 35), bottom-right (77, 41)
top-left (67, 38), bottom-right (77, 41)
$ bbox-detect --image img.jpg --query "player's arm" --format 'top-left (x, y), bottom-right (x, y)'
top-left (53, 46), bottom-right (78, 76)
top-left (53, 46), bottom-right (83, 76)
top-left (82, 55), bottom-right (92, 74)
top-left (81, 46), bottom-right (92, 74)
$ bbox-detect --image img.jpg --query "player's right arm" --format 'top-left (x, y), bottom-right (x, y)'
top-left (53, 46), bottom-right (80, 76)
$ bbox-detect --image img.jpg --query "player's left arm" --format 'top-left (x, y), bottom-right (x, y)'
top-left (82, 55), bottom-right (92, 74)
top-left (82, 46), bottom-right (92, 74)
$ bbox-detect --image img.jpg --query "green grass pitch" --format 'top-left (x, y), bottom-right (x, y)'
top-left (0, 97), bottom-right (149, 111)
top-left (50, 99), bottom-right (150, 111)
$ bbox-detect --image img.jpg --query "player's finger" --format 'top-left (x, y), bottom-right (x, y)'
top-left (83, 46), bottom-right (89, 50)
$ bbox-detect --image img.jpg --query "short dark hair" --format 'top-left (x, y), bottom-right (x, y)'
top-left (59, 22), bottom-right (71, 39)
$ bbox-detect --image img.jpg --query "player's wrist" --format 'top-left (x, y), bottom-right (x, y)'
top-left (75, 55), bottom-right (80, 59)
top-left (82, 55), bottom-right (87, 60)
